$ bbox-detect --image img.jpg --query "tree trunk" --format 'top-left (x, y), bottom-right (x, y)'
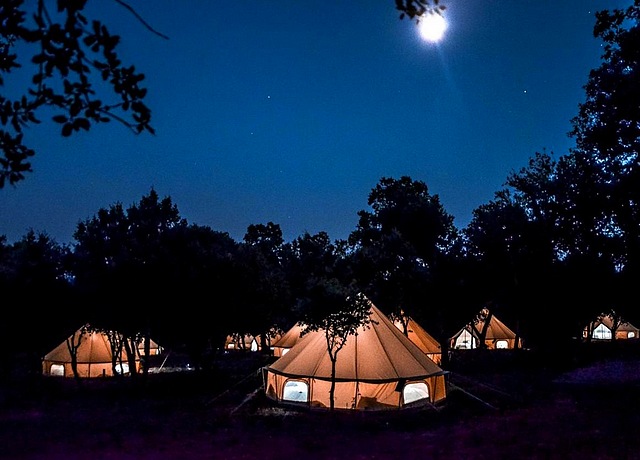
top-left (329, 357), bottom-right (337, 410)
top-left (66, 331), bottom-right (82, 381)
top-left (123, 337), bottom-right (138, 379)
top-left (142, 328), bottom-right (151, 377)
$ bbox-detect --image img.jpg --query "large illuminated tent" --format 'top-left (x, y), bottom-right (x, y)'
top-left (42, 325), bottom-right (141, 378)
top-left (394, 316), bottom-right (442, 365)
top-left (450, 307), bottom-right (522, 350)
top-left (263, 297), bottom-right (447, 410)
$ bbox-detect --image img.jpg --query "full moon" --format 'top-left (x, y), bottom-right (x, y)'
top-left (418, 13), bottom-right (447, 43)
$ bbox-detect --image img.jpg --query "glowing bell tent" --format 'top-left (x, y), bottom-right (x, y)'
top-left (224, 333), bottom-right (260, 352)
top-left (583, 313), bottom-right (640, 341)
top-left (263, 299), bottom-right (447, 411)
top-left (224, 329), bottom-right (282, 352)
top-left (42, 325), bottom-right (145, 378)
top-left (450, 308), bottom-right (522, 350)
top-left (271, 323), bottom-right (306, 357)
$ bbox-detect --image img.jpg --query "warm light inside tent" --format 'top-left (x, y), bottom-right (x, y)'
top-left (454, 329), bottom-right (477, 349)
top-left (496, 340), bottom-right (508, 349)
top-left (593, 324), bottom-right (612, 340)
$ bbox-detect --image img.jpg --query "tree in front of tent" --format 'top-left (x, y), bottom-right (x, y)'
top-left (462, 183), bottom-right (547, 351)
top-left (65, 325), bottom-right (88, 381)
top-left (0, 230), bottom-right (77, 377)
top-left (348, 176), bottom-right (459, 364)
top-left (467, 307), bottom-right (493, 350)
top-left (234, 222), bottom-right (292, 354)
top-left (596, 310), bottom-right (625, 343)
top-left (299, 286), bottom-right (370, 411)
top-left (92, 326), bottom-right (133, 378)
top-left (71, 187), bottom-right (187, 377)
top-left (289, 231), bottom-right (370, 409)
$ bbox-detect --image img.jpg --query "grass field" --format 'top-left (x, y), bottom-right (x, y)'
top-left (2, 345), bottom-right (640, 459)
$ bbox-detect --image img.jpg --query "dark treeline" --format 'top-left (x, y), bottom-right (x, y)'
top-left (1, 3), bottom-right (639, 379)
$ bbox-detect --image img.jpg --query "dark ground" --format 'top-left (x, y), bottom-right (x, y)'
top-left (2, 344), bottom-right (640, 460)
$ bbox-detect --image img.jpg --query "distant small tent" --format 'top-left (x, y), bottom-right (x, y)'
top-left (583, 313), bottom-right (640, 341)
top-left (225, 333), bottom-right (260, 352)
top-left (393, 316), bottom-right (442, 365)
top-left (224, 329), bottom-right (282, 352)
top-left (263, 297), bottom-right (447, 411)
top-left (450, 308), bottom-right (521, 350)
top-left (271, 323), bottom-right (306, 357)
top-left (42, 325), bottom-right (141, 378)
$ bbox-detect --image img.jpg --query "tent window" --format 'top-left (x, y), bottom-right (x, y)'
top-left (628, 331), bottom-right (636, 339)
top-left (281, 348), bottom-right (290, 356)
top-left (496, 340), bottom-right (508, 349)
top-left (283, 380), bottom-right (308, 402)
top-left (50, 364), bottom-right (65, 377)
top-left (593, 324), bottom-right (612, 340)
top-left (403, 382), bottom-right (429, 405)
top-left (115, 363), bottom-right (130, 375)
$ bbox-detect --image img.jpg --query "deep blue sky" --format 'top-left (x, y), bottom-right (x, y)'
top-left (0, 1), bottom-right (631, 245)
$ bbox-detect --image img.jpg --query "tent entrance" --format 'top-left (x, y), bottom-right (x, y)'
top-left (593, 324), bottom-right (612, 340)
top-left (454, 329), bottom-right (477, 349)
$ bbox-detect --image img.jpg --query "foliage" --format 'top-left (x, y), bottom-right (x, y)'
top-left (234, 222), bottom-right (292, 352)
top-left (0, 0), bottom-right (156, 187)
top-left (568, 1), bottom-right (640, 298)
top-left (5, 1), bottom-right (640, 377)
top-left (348, 176), bottom-right (460, 352)
top-left (0, 0), bottom-right (443, 188)
top-left (299, 287), bottom-right (371, 410)
top-left (0, 230), bottom-right (77, 379)
top-left (71, 188), bottom-right (250, 369)
top-left (395, 0), bottom-right (446, 21)
top-left (71, 188), bottom-right (187, 374)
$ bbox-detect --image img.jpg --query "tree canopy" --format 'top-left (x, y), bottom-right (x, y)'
top-left (0, 0), bottom-right (156, 187)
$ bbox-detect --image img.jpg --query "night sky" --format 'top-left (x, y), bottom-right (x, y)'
top-left (0, 1), bottom-right (630, 245)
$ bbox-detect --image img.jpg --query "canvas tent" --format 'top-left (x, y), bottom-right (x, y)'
top-left (271, 323), bottom-right (306, 357)
top-left (225, 333), bottom-right (260, 351)
top-left (394, 316), bottom-right (442, 365)
top-left (225, 329), bottom-right (282, 352)
top-left (583, 313), bottom-right (640, 341)
top-left (263, 298), bottom-right (447, 411)
top-left (42, 325), bottom-right (141, 378)
top-left (450, 308), bottom-right (521, 350)
top-left (138, 337), bottom-right (163, 356)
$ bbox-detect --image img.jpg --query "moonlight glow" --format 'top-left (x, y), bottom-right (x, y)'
top-left (418, 13), bottom-right (447, 43)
